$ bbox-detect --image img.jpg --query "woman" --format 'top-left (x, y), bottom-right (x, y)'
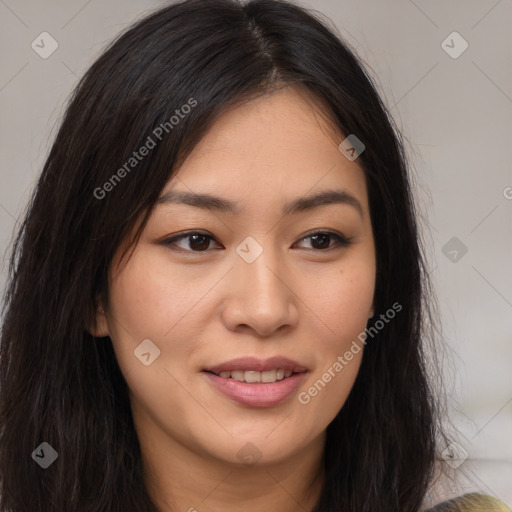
top-left (0, 0), bottom-right (509, 510)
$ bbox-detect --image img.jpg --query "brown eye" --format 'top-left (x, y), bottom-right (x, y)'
top-left (295, 231), bottom-right (352, 251)
top-left (161, 232), bottom-right (221, 252)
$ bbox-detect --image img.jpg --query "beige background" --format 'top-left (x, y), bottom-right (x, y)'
top-left (1, 0), bottom-right (511, 506)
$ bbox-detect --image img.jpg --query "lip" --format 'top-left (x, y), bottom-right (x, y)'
top-left (204, 371), bottom-right (307, 408)
top-left (203, 356), bottom-right (308, 408)
top-left (204, 356), bottom-right (307, 374)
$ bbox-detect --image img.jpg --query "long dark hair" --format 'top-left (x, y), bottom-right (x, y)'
top-left (0, 0), bottom-right (451, 510)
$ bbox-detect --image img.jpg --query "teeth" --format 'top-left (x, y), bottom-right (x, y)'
top-left (231, 370), bottom-right (245, 382)
top-left (245, 371), bottom-right (261, 383)
top-left (215, 369), bottom-right (293, 383)
top-left (261, 370), bottom-right (277, 383)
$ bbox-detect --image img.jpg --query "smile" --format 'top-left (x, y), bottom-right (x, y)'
top-left (210, 369), bottom-right (295, 383)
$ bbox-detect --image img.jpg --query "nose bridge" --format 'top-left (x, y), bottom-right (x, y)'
top-left (227, 234), bottom-right (297, 334)
top-left (236, 234), bottom-right (286, 301)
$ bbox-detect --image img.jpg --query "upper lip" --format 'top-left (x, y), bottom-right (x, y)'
top-left (204, 356), bottom-right (307, 374)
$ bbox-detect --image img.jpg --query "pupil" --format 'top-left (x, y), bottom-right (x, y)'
top-left (311, 234), bottom-right (330, 249)
top-left (190, 234), bottom-right (209, 251)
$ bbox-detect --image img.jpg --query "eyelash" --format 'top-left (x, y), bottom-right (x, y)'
top-left (159, 230), bottom-right (353, 254)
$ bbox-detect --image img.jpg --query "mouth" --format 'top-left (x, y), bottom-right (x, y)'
top-left (202, 356), bottom-right (308, 408)
top-left (204, 368), bottom-right (301, 384)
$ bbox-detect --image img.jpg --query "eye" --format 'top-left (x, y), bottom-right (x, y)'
top-left (161, 231), bottom-right (221, 253)
top-left (159, 230), bottom-right (352, 254)
top-left (294, 231), bottom-right (353, 251)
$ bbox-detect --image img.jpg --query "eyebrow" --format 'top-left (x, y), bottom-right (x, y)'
top-left (157, 188), bottom-right (364, 218)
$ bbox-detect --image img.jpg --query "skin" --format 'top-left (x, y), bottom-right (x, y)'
top-left (93, 84), bottom-right (376, 512)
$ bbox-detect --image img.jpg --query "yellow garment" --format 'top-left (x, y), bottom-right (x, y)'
top-left (426, 492), bottom-right (512, 511)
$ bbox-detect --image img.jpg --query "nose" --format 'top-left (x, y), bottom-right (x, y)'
top-left (219, 243), bottom-right (300, 338)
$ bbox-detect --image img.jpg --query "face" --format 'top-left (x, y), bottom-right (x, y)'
top-left (95, 85), bottom-right (376, 470)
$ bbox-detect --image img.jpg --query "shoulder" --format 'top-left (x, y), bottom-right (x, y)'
top-left (425, 492), bottom-right (511, 511)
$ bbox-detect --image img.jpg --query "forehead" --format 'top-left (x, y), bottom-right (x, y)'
top-left (164, 85), bottom-right (369, 213)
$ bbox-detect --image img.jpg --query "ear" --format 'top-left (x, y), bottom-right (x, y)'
top-left (88, 300), bottom-right (110, 338)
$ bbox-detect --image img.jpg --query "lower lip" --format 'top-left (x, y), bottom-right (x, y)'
top-left (203, 371), bottom-right (307, 408)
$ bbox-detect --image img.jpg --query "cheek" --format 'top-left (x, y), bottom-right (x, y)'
top-left (105, 252), bottom-right (203, 432)
top-left (297, 261), bottom-right (374, 413)
top-left (308, 259), bottom-right (375, 342)
top-left (108, 248), bottom-right (198, 337)
top-left (105, 249), bottom-right (200, 377)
